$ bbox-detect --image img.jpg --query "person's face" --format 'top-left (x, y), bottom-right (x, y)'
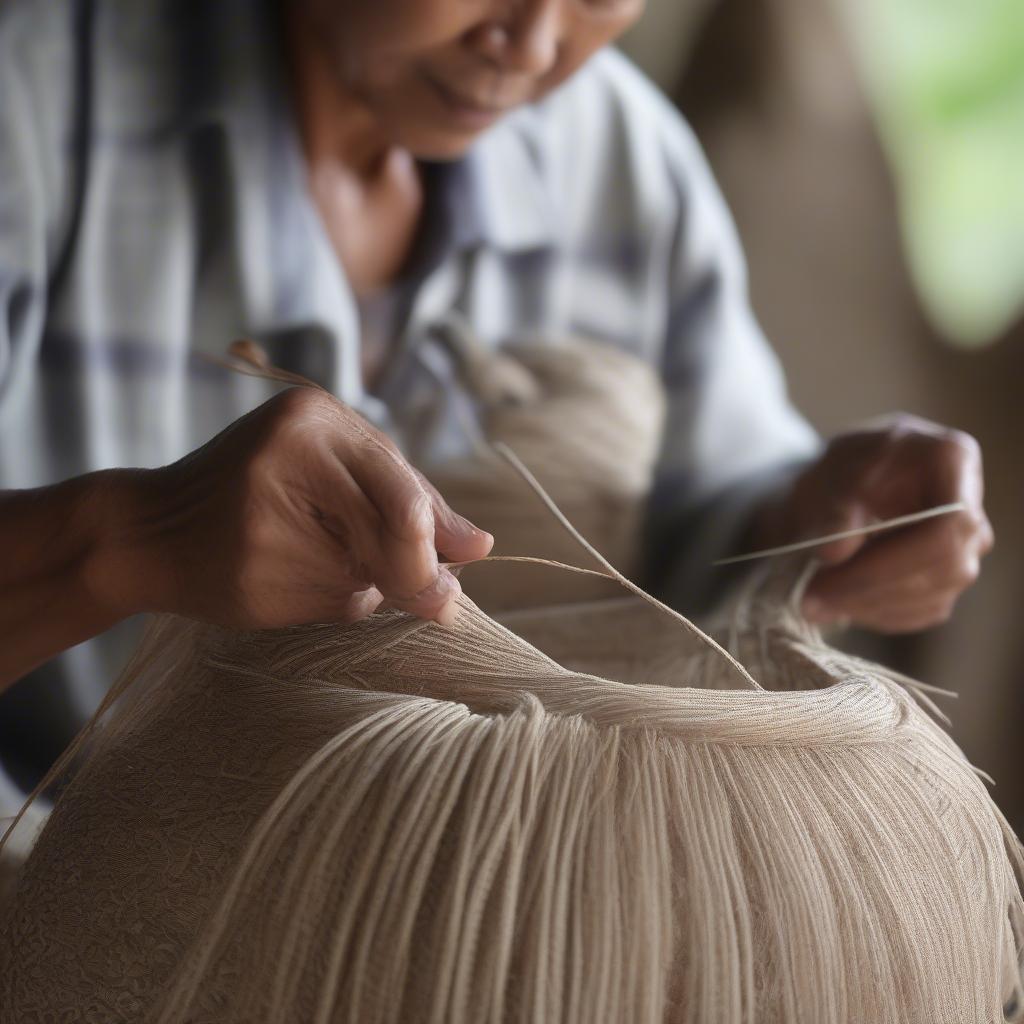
top-left (298, 0), bottom-right (646, 158)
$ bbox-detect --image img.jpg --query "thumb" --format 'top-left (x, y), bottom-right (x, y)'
top-left (416, 473), bottom-right (493, 563)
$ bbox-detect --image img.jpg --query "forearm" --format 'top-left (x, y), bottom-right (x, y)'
top-left (0, 470), bottom-right (157, 689)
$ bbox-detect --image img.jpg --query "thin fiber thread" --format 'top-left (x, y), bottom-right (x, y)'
top-left (1, 335), bottom-right (1023, 1022)
top-left (421, 323), bottom-right (669, 612)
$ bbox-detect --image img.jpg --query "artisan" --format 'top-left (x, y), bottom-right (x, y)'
top-left (0, 0), bottom-right (992, 807)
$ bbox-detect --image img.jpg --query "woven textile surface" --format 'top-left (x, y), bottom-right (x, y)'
top-left (1, 576), bottom-right (1022, 1022)
top-left (2, 335), bottom-right (1022, 1022)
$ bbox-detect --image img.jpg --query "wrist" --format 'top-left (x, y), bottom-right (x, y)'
top-left (78, 468), bottom-right (177, 620)
top-left (0, 470), bottom-right (181, 688)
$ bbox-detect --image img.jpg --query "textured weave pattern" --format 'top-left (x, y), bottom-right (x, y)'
top-left (423, 327), bottom-right (667, 612)
top-left (1, 580), bottom-right (1022, 1023)
top-left (2, 336), bottom-right (1021, 1021)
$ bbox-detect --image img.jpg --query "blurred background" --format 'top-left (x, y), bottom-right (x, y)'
top-left (622, 0), bottom-right (1024, 829)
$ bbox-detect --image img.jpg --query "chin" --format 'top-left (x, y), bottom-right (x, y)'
top-left (377, 95), bottom-right (508, 161)
top-left (396, 125), bottom-right (492, 162)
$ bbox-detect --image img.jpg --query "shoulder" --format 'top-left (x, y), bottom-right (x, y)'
top-left (0, 0), bottom-right (79, 251)
top-left (0, 0), bottom-right (73, 44)
top-left (0, 0), bottom-right (77, 95)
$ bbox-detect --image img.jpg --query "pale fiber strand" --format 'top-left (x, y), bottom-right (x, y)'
top-left (490, 441), bottom-right (762, 692)
top-left (713, 500), bottom-right (967, 564)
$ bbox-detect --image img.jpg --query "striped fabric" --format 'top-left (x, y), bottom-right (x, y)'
top-left (0, 0), bottom-right (819, 801)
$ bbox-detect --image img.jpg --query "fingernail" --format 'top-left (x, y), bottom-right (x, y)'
top-left (455, 509), bottom-right (493, 544)
top-left (467, 525), bottom-right (494, 552)
top-left (449, 509), bottom-right (479, 535)
top-left (435, 597), bottom-right (461, 628)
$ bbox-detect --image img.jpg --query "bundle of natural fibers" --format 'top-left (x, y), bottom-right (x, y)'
top-left (420, 318), bottom-right (666, 611)
top-left (2, 555), bottom-right (1023, 1023)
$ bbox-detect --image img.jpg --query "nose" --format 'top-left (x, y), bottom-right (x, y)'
top-left (469, 0), bottom-right (564, 77)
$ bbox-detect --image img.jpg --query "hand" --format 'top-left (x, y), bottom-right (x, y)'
top-left (117, 386), bottom-right (493, 629)
top-left (753, 414), bottom-right (993, 633)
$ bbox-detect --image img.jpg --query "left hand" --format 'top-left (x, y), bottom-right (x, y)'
top-left (753, 413), bottom-right (994, 633)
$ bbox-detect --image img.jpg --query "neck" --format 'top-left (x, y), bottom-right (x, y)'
top-left (283, 8), bottom-right (402, 180)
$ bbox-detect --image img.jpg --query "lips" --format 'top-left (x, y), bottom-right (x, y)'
top-left (424, 72), bottom-right (524, 124)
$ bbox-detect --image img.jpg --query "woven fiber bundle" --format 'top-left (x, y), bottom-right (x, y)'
top-left (2, 334), bottom-right (1022, 1022)
top-left (1, 572), bottom-right (1022, 1023)
top-left (420, 320), bottom-right (666, 611)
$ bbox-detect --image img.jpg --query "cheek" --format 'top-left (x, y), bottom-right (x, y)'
top-left (578, 0), bottom-right (647, 45)
top-left (536, 3), bottom-right (648, 95)
top-left (320, 1), bottom-right (484, 101)
top-left (323, 0), bottom-right (483, 53)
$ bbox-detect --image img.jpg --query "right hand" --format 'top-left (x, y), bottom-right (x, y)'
top-left (118, 386), bottom-right (493, 629)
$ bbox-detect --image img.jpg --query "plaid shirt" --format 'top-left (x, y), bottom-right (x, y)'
top-left (0, 0), bottom-right (818, 797)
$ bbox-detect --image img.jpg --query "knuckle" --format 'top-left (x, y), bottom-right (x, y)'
top-left (884, 411), bottom-right (920, 439)
top-left (952, 554), bottom-right (980, 589)
top-left (872, 412), bottom-right (926, 451)
top-left (941, 508), bottom-right (990, 561)
top-left (947, 428), bottom-right (981, 459)
top-left (939, 510), bottom-right (972, 548)
top-left (261, 387), bottom-right (338, 449)
top-left (961, 506), bottom-right (987, 532)
top-left (826, 422), bottom-right (895, 462)
top-left (272, 384), bottom-right (334, 422)
top-left (979, 517), bottom-right (996, 554)
top-left (933, 429), bottom-right (977, 470)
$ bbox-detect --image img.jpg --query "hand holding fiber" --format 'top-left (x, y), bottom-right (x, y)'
top-left (135, 386), bottom-right (493, 629)
top-left (753, 413), bottom-right (992, 632)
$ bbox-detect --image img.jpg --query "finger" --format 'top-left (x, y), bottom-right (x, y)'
top-left (931, 433), bottom-right (994, 552)
top-left (809, 503), bottom-right (874, 566)
top-left (415, 472), bottom-right (494, 563)
top-left (803, 512), bottom-right (984, 613)
top-left (337, 586), bottom-right (384, 624)
top-left (342, 441), bottom-right (445, 602)
top-left (844, 597), bottom-right (957, 635)
top-left (791, 431), bottom-right (908, 565)
top-left (804, 572), bottom-right (958, 625)
top-left (310, 436), bottom-right (451, 620)
top-left (269, 396), bottom-right (459, 623)
top-left (386, 566), bottom-right (463, 626)
top-left (799, 421), bottom-right (989, 569)
top-left (929, 429), bottom-right (985, 509)
top-left (978, 512), bottom-right (995, 555)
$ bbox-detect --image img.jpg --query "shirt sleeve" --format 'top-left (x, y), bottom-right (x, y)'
top-left (0, 1), bottom-right (71, 405)
top-left (643, 115), bottom-right (821, 613)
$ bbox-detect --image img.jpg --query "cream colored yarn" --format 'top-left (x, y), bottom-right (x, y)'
top-left (1, 576), bottom-right (1022, 1023)
top-left (1, 334), bottom-right (1022, 1023)
top-left (421, 319), bottom-right (667, 611)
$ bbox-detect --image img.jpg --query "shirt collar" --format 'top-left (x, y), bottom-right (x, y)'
top-left (178, 1), bottom-right (559, 260)
top-left (459, 111), bottom-right (559, 254)
top-left (409, 119), bottom-right (558, 275)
